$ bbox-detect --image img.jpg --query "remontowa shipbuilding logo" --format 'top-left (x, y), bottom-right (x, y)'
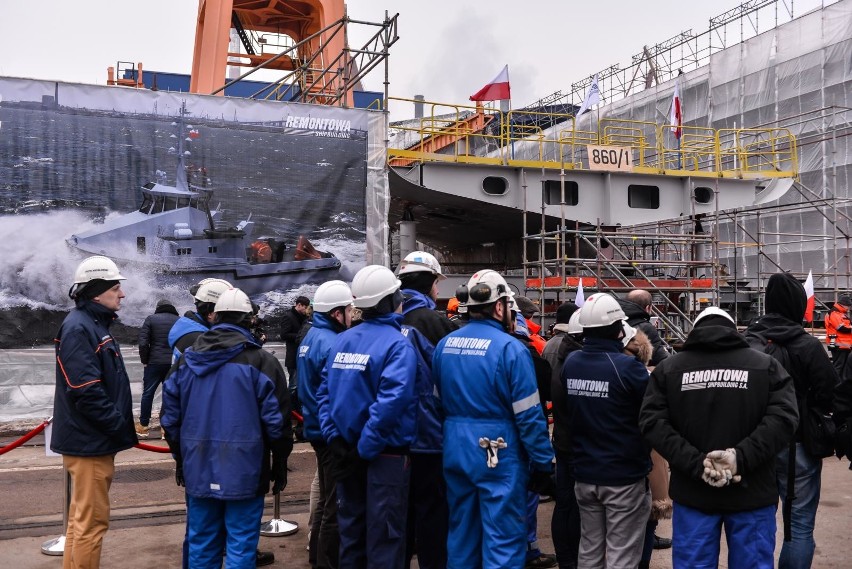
top-left (284, 115), bottom-right (351, 138)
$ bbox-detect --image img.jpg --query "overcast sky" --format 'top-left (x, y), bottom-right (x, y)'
top-left (0, 0), bottom-right (824, 119)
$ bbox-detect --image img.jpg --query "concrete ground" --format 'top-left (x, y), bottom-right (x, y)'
top-left (1, 430), bottom-right (852, 568)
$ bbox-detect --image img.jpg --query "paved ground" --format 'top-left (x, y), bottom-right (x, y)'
top-left (1, 430), bottom-right (852, 568)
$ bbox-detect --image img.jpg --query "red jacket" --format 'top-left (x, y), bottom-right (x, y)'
top-left (825, 303), bottom-right (852, 349)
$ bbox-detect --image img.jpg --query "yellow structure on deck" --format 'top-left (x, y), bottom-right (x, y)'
top-left (388, 97), bottom-right (798, 179)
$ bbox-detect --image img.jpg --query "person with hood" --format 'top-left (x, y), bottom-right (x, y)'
top-left (543, 306), bottom-right (582, 569)
top-left (745, 272), bottom-right (836, 568)
top-left (640, 306), bottom-right (798, 568)
top-left (161, 288), bottom-right (292, 568)
top-left (432, 270), bottom-right (554, 569)
top-left (824, 292), bottom-right (852, 378)
top-left (298, 280), bottom-right (354, 569)
top-left (618, 290), bottom-right (670, 366)
top-left (136, 298), bottom-right (179, 438)
top-left (396, 251), bottom-right (456, 569)
top-left (562, 293), bottom-right (651, 569)
top-left (167, 278), bottom-right (232, 362)
top-left (51, 255), bottom-right (137, 568)
top-left (317, 265), bottom-right (418, 568)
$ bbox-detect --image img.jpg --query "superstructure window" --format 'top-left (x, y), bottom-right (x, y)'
top-left (543, 180), bottom-right (578, 205)
top-left (176, 248), bottom-right (192, 255)
top-left (628, 185), bottom-right (659, 209)
top-left (138, 194), bottom-right (153, 214)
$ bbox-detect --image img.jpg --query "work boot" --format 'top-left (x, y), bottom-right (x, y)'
top-left (653, 534), bottom-right (672, 549)
top-left (525, 553), bottom-right (558, 568)
top-left (135, 422), bottom-right (149, 439)
top-left (256, 549), bottom-right (274, 566)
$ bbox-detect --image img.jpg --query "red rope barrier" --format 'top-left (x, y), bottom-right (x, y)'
top-left (134, 441), bottom-right (172, 453)
top-left (0, 418), bottom-right (51, 456)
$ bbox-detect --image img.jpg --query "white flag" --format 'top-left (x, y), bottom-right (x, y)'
top-left (575, 74), bottom-right (600, 117)
top-left (576, 278), bottom-right (586, 307)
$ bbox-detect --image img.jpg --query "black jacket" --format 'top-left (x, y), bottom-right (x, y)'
top-left (138, 304), bottom-right (180, 365)
top-left (51, 301), bottom-right (138, 456)
top-left (280, 307), bottom-right (307, 368)
top-left (402, 306), bottom-right (458, 347)
top-left (745, 313), bottom-right (836, 441)
top-left (619, 299), bottom-right (669, 366)
top-left (640, 322), bottom-right (798, 512)
top-left (543, 328), bottom-right (583, 455)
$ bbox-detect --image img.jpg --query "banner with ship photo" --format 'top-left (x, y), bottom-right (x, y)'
top-left (0, 76), bottom-right (372, 347)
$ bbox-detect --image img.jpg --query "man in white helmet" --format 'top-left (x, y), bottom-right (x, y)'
top-left (297, 280), bottom-right (354, 569)
top-left (161, 288), bottom-right (293, 568)
top-left (560, 292), bottom-right (652, 569)
top-left (317, 265), bottom-right (417, 568)
top-left (432, 269), bottom-right (554, 569)
top-left (167, 278), bottom-right (232, 363)
top-left (51, 255), bottom-right (137, 568)
top-left (396, 250), bottom-right (457, 569)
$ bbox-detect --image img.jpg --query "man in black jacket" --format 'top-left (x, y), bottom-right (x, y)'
top-left (136, 299), bottom-right (179, 438)
top-left (640, 306), bottom-right (798, 569)
top-left (745, 272), bottom-right (836, 568)
top-left (618, 290), bottom-right (669, 366)
top-left (280, 296), bottom-right (309, 391)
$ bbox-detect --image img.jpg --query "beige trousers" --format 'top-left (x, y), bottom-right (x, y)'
top-left (63, 454), bottom-right (115, 569)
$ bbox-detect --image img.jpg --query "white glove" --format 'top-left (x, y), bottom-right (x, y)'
top-left (702, 448), bottom-right (742, 487)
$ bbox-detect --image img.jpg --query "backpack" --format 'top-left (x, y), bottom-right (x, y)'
top-left (749, 333), bottom-right (835, 459)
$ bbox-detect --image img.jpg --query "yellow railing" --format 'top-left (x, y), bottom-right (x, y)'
top-left (386, 96), bottom-right (798, 178)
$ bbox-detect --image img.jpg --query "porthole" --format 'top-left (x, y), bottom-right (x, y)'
top-left (482, 176), bottom-right (508, 196)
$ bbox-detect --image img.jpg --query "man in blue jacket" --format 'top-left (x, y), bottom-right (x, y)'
top-left (298, 280), bottom-right (354, 569)
top-left (161, 288), bottom-right (292, 568)
top-left (396, 250), bottom-right (456, 569)
top-left (167, 278), bottom-right (232, 362)
top-left (432, 270), bottom-right (554, 569)
top-left (51, 255), bottom-right (138, 568)
top-left (561, 293), bottom-right (652, 569)
top-left (317, 265), bottom-right (418, 568)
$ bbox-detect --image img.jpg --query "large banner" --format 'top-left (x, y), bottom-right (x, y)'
top-left (0, 77), bottom-right (371, 341)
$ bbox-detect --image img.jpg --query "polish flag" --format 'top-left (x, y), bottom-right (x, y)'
top-left (470, 65), bottom-right (511, 102)
top-left (803, 270), bottom-right (815, 322)
top-left (670, 82), bottom-right (682, 140)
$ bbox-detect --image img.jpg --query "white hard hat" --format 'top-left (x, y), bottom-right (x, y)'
top-left (567, 310), bottom-right (583, 335)
top-left (578, 293), bottom-right (626, 328)
top-left (214, 288), bottom-right (253, 314)
top-left (693, 306), bottom-right (735, 326)
top-left (396, 251), bottom-right (445, 279)
top-left (194, 279), bottom-right (232, 304)
top-left (462, 270), bottom-right (512, 306)
top-left (313, 280), bottom-right (354, 313)
top-left (621, 321), bottom-right (638, 348)
top-left (351, 265), bottom-right (401, 308)
top-left (73, 256), bottom-right (126, 284)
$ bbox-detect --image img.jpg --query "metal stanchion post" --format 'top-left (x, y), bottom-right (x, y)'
top-left (260, 492), bottom-right (299, 536)
top-left (41, 465), bottom-right (71, 555)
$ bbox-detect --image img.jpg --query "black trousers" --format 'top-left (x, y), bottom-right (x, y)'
top-left (405, 453), bottom-right (449, 569)
top-left (310, 441), bottom-right (340, 569)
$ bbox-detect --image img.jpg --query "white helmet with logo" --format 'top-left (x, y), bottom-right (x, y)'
top-left (578, 293), bottom-right (626, 328)
top-left (351, 265), bottom-right (401, 308)
top-left (396, 251), bottom-right (445, 280)
top-left (313, 280), bottom-right (354, 312)
top-left (462, 270), bottom-right (512, 306)
top-left (194, 279), bottom-right (232, 304)
top-left (214, 288), bottom-right (252, 314)
top-left (73, 256), bottom-right (126, 284)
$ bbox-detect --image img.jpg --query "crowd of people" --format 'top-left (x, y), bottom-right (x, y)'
top-left (50, 253), bottom-right (852, 569)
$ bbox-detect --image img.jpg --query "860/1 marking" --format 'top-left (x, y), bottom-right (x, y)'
top-left (586, 145), bottom-right (633, 172)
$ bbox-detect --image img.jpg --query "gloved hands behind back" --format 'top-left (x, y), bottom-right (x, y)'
top-left (175, 464), bottom-right (185, 487)
top-left (527, 468), bottom-right (556, 497)
top-left (701, 448), bottom-right (741, 487)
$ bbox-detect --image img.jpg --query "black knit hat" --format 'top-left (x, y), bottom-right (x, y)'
top-left (555, 302), bottom-right (579, 324)
top-left (79, 279), bottom-right (120, 300)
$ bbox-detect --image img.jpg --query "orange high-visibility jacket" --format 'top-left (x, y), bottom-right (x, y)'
top-left (825, 303), bottom-right (852, 349)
